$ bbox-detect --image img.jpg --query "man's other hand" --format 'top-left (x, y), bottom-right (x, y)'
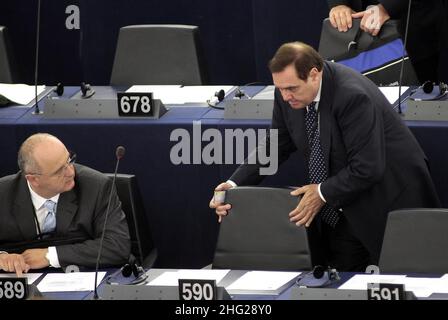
top-left (209, 182), bottom-right (233, 223)
top-left (0, 253), bottom-right (30, 276)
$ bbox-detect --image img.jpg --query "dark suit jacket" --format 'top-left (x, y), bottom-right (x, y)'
top-left (0, 164), bottom-right (131, 268)
top-left (230, 61), bottom-right (440, 263)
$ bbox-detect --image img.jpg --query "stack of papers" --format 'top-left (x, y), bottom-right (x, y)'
top-left (36, 272), bottom-right (106, 292)
top-left (226, 271), bottom-right (301, 295)
top-left (0, 83), bottom-right (46, 105)
top-left (339, 274), bottom-right (448, 298)
top-left (379, 86), bottom-right (409, 105)
top-left (146, 269), bottom-right (230, 286)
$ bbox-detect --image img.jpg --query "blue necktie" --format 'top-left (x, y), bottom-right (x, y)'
top-left (305, 102), bottom-right (340, 228)
top-left (42, 200), bottom-right (57, 235)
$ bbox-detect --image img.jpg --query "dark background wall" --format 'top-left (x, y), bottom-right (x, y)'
top-left (0, 0), bottom-right (329, 86)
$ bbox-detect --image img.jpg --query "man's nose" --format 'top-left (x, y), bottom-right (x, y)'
top-left (65, 164), bottom-right (75, 177)
top-left (282, 91), bottom-right (292, 101)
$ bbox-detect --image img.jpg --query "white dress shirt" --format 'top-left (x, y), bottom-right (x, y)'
top-left (27, 181), bottom-right (61, 268)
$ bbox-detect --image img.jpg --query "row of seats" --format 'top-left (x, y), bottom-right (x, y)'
top-left (0, 24), bottom-right (207, 85)
top-left (212, 187), bottom-right (448, 274)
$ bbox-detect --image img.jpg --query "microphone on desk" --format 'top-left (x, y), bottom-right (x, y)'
top-left (105, 254), bottom-right (148, 286)
top-left (92, 145), bottom-right (126, 300)
top-left (233, 82), bottom-right (262, 99)
top-left (295, 265), bottom-right (340, 288)
top-left (206, 89), bottom-right (226, 109)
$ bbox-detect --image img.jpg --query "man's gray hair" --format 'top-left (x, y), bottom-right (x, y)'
top-left (18, 133), bottom-right (58, 174)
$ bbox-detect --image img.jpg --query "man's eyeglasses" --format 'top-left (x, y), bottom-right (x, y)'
top-left (30, 151), bottom-right (76, 177)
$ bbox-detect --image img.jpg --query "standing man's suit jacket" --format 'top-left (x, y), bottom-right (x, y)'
top-left (231, 61), bottom-right (440, 263)
top-left (0, 164), bottom-right (131, 268)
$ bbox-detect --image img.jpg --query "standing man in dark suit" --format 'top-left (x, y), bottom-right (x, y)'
top-left (0, 133), bottom-right (130, 275)
top-left (327, 0), bottom-right (448, 83)
top-left (210, 42), bottom-right (440, 271)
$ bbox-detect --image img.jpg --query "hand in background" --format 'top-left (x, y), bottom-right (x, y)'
top-left (352, 4), bottom-right (390, 36)
top-left (329, 5), bottom-right (355, 32)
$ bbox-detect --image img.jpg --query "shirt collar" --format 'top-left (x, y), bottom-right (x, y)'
top-left (27, 180), bottom-right (60, 211)
top-left (307, 76), bottom-right (323, 112)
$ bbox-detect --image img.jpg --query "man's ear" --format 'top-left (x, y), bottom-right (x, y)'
top-left (309, 67), bottom-right (319, 81)
top-left (25, 174), bottom-right (38, 187)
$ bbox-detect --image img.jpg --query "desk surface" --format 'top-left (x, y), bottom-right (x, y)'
top-left (26, 268), bottom-right (448, 301)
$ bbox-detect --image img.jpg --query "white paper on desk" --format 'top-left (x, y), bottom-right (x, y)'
top-left (397, 277), bottom-right (444, 298)
top-left (0, 83), bottom-right (46, 105)
top-left (338, 274), bottom-right (408, 290)
top-left (0, 273), bottom-right (42, 284)
top-left (173, 86), bottom-right (234, 104)
top-left (126, 85), bottom-right (181, 99)
top-left (379, 86), bottom-right (409, 105)
top-left (146, 269), bottom-right (230, 286)
top-left (36, 272), bottom-right (106, 292)
top-left (226, 271), bottom-right (300, 294)
top-left (252, 85), bottom-right (275, 100)
top-left (127, 85), bottom-right (234, 104)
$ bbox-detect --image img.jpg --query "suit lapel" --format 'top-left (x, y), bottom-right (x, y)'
top-left (13, 177), bottom-right (38, 240)
top-left (287, 106), bottom-right (309, 156)
top-left (56, 189), bottom-right (78, 234)
top-left (319, 63), bottom-right (334, 172)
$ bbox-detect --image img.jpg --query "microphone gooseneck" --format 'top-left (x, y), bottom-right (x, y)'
top-left (33, 0), bottom-right (43, 115)
top-left (397, 0), bottom-right (413, 115)
top-left (93, 146), bottom-right (126, 300)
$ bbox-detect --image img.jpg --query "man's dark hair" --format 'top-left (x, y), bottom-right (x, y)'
top-left (268, 42), bottom-right (323, 80)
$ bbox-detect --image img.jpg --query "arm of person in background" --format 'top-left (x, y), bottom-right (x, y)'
top-left (0, 252), bottom-right (30, 276)
top-left (352, 4), bottom-right (390, 36)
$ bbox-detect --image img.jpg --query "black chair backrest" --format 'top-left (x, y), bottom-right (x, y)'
top-left (0, 26), bottom-right (17, 83)
top-left (212, 187), bottom-right (312, 271)
top-left (318, 18), bottom-right (418, 86)
top-left (379, 208), bottom-right (448, 273)
top-left (110, 24), bottom-right (208, 86)
top-left (105, 173), bottom-right (157, 268)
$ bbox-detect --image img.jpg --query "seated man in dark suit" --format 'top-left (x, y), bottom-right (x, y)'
top-left (0, 133), bottom-right (131, 275)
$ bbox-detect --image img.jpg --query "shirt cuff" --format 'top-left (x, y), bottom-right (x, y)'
top-left (0, 251), bottom-right (7, 255)
top-left (226, 180), bottom-right (237, 188)
top-left (46, 246), bottom-right (61, 268)
top-left (317, 183), bottom-right (327, 203)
